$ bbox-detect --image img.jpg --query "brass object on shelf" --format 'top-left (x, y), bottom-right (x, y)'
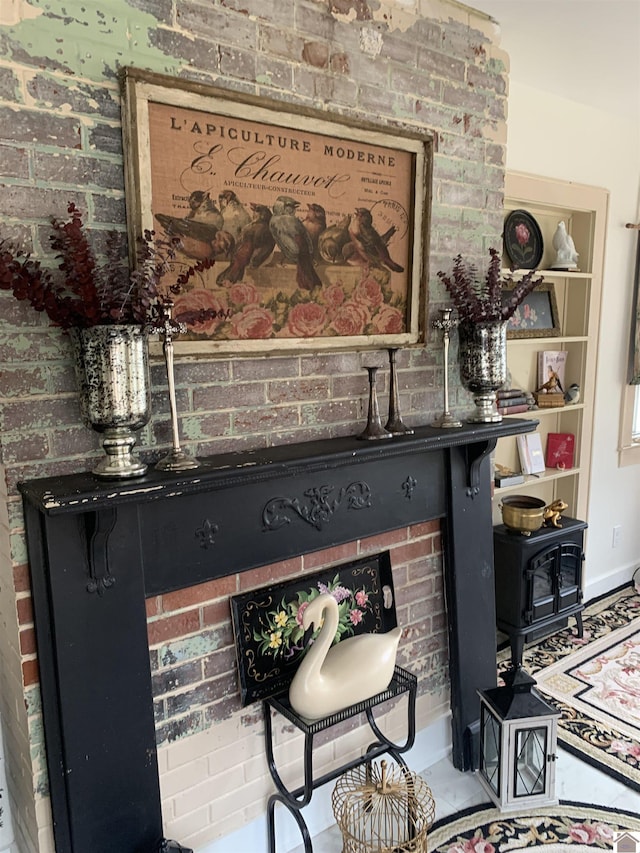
top-left (500, 495), bottom-right (547, 536)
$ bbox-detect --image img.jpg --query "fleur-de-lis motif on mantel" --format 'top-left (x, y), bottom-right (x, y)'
top-left (196, 518), bottom-right (219, 549)
top-left (402, 476), bottom-right (417, 500)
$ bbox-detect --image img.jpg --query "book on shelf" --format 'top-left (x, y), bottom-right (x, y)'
top-left (498, 403), bottom-right (530, 415)
top-left (516, 432), bottom-right (546, 475)
top-left (537, 350), bottom-right (568, 394)
top-left (497, 394), bottom-right (528, 408)
top-left (545, 432), bottom-right (575, 469)
top-left (494, 466), bottom-right (525, 488)
top-left (497, 387), bottom-right (527, 400)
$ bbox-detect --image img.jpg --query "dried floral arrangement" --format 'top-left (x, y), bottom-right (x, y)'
top-left (0, 203), bottom-right (213, 330)
top-left (437, 248), bottom-right (544, 323)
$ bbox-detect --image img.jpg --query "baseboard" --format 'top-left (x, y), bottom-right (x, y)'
top-left (198, 712), bottom-right (452, 853)
top-left (583, 563), bottom-right (637, 604)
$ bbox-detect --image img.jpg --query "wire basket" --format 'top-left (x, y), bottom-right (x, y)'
top-left (332, 759), bottom-right (435, 853)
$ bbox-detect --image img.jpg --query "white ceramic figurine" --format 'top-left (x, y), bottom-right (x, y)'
top-left (288, 593), bottom-right (402, 721)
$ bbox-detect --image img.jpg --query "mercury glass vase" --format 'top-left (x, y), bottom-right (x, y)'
top-left (70, 324), bottom-right (151, 479)
top-left (458, 320), bottom-right (507, 423)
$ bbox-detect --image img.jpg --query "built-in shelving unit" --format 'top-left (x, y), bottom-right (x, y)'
top-left (492, 173), bottom-right (609, 531)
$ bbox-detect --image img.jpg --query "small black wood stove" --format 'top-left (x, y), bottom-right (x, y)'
top-left (19, 420), bottom-right (533, 853)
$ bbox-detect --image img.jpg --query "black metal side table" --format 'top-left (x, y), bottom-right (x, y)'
top-left (263, 665), bottom-right (418, 853)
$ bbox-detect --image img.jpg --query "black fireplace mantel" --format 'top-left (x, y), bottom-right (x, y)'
top-left (20, 419), bottom-right (534, 853)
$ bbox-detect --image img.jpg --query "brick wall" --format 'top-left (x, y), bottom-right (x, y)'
top-left (0, 0), bottom-right (508, 849)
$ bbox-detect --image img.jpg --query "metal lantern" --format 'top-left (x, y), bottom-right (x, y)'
top-left (478, 666), bottom-right (561, 811)
top-left (332, 759), bottom-right (435, 853)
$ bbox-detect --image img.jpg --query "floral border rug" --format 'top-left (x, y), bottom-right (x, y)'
top-left (497, 585), bottom-right (640, 792)
top-left (429, 801), bottom-right (640, 852)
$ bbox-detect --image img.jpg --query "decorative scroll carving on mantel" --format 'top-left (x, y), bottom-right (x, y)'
top-left (262, 481), bottom-right (371, 531)
top-left (83, 509), bottom-right (117, 595)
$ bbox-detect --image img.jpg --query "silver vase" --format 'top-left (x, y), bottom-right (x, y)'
top-left (70, 324), bottom-right (151, 479)
top-left (458, 320), bottom-right (507, 423)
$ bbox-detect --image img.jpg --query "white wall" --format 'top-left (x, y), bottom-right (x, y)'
top-left (505, 80), bottom-right (640, 596)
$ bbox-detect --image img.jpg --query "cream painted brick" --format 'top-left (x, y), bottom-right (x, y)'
top-left (207, 735), bottom-right (263, 778)
top-left (240, 751), bottom-right (270, 784)
top-left (173, 763), bottom-right (244, 818)
top-left (36, 824), bottom-right (54, 853)
top-left (163, 719), bottom-right (237, 770)
top-left (160, 755), bottom-right (210, 800)
top-left (163, 803), bottom-right (210, 843)
top-left (210, 776), bottom-right (271, 817)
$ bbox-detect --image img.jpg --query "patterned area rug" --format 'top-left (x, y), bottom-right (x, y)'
top-left (429, 801), bottom-right (640, 851)
top-left (497, 585), bottom-right (640, 792)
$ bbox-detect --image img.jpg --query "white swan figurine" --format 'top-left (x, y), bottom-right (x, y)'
top-left (288, 593), bottom-right (402, 721)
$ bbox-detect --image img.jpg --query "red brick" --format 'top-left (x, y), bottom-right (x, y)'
top-left (409, 520), bottom-right (440, 538)
top-left (201, 599), bottom-right (232, 627)
top-left (147, 610), bottom-right (201, 646)
top-left (146, 596), bottom-right (162, 618)
top-left (19, 628), bottom-right (36, 655)
top-left (161, 576), bottom-right (237, 612)
top-left (303, 541), bottom-right (358, 571)
top-left (16, 595), bottom-right (33, 625)
top-left (239, 557), bottom-right (303, 591)
top-left (22, 658), bottom-right (39, 686)
top-left (359, 527), bottom-right (408, 553)
top-left (13, 563), bottom-right (30, 593)
top-left (389, 540), bottom-right (431, 565)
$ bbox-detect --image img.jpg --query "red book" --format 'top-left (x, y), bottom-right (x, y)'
top-left (545, 432), bottom-right (575, 469)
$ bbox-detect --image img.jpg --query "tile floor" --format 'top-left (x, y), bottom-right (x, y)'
top-left (289, 746), bottom-right (640, 852)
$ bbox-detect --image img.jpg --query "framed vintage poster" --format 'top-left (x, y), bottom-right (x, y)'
top-left (121, 68), bottom-right (432, 356)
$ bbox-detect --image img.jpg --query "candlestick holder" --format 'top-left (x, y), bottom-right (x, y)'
top-left (385, 348), bottom-right (414, 435)
top-left (357, 366), bottom-right (393, 440)
top-left (431, 308), bottom-right (463, 429)
top-left (155, 302), bottom-right (200, 471)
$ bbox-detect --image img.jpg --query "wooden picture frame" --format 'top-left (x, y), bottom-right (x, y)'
top-left (502, 282), bottom-right (561, 339)
top-left (121, 68), bottom-right (432, 357)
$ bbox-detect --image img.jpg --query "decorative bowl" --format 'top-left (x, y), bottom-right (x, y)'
top-left (500, 495), bottom-right (546, 535)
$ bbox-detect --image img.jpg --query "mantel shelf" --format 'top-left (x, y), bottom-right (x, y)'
top-left (19, 419), bottom-right (536, 516)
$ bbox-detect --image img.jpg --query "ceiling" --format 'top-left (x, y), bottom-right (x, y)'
top-left (467, 0), bottom-right (640, 118)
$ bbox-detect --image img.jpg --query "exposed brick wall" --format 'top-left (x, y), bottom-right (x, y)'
top-left (0, 0), bottom-right (508, 849)
top-left (149, 521), bottom-right (447, 847)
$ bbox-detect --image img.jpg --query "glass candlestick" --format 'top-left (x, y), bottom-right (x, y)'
top-left (155, 302), bottom-right (200, 471)
top-left (432, 308), bottom-right (463, 429)
top-left (385, 348), bottom-right (414, 435)
top-left (357, 366), bottom-right (393, 440)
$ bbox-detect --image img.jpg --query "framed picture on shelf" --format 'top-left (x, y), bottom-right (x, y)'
top-left (502, 282), bottom-right (561, 340)
top-left (503, 209), bottom-right (544, 270)
top-left (121, 67), bottom-right (432, 356)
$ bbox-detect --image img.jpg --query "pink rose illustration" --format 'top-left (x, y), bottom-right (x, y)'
top-left (231, 305), bottom-right (275, 339)
top-left (463, 839), bottom-right (494, 853)
top-left (372, 304), bottom-right (404, 334)
top-left (355, 590), bottom-right (369, 607)
top-left (568, 823), bottom-right (597, 844)
top-left (287, 302), bottom-right (327, 337)
top-left (296, 601), bottom-right (309, 627)
top-left (349, 609), bottom-right (363, 626)
top-left (173, 289), bottom-right (229, 336)
top-left (229, 282), bottom-right (260, 305)
top-left (324, 282), bottom-right (345, 311)
top-left (515, 223), bottom-right (530, 246)
top-left (354, 276), bottom-right (384, 309)
top-left (331, 301), bottom-right (370, 336)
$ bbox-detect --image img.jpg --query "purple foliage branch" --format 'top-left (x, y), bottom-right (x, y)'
top-left (437, 248), bottom-right (544, 323)
top-left (0, 203), bottom-right (216, 331)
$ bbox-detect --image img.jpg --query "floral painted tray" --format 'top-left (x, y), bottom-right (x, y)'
top-left (230, 551), bottom-right (397, 705)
